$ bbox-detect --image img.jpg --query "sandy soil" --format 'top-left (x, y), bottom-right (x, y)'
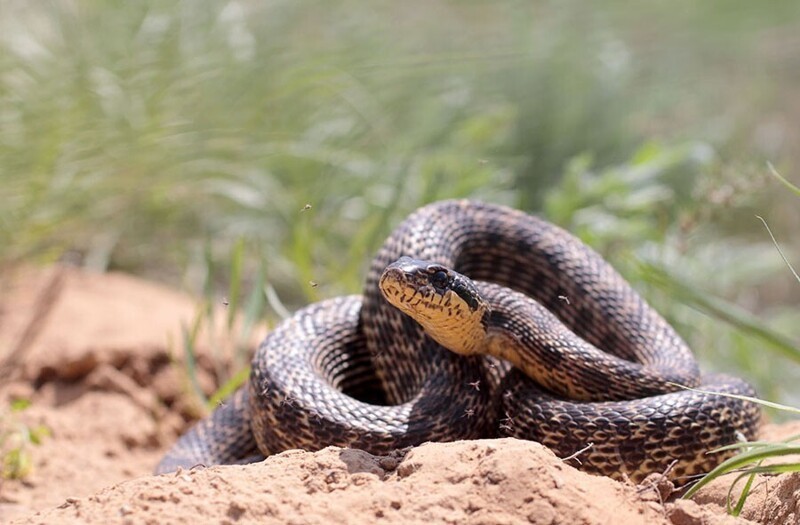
top-left (0, 265), bottom-right (797, 525)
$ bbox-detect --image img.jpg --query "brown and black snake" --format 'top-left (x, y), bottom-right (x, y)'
top-left (156, 200), bottom-right (761, 482)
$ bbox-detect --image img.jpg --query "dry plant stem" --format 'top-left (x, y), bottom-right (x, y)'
top-left (0, 267), bottom-right (66, 381)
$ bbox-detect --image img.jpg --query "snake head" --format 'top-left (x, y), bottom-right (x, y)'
top-left (379, 256), bottom-right (489, 355)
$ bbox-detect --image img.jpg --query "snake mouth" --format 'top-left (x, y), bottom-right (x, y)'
top-left (379, 257), bottom-right (490, 356)
top-left (380, 256), bottom-right (484, 314)
top-left (379, 258), bottom-right (443, 320)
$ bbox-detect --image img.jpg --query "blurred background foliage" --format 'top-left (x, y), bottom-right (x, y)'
top-left (1, 1), bottom-right (798, 407)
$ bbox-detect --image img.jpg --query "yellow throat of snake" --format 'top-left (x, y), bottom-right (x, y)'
top-left (379, 256), bottom-right (490, 356)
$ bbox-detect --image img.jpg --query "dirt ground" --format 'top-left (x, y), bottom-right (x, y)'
top-left (0, 265), bottom-right (798, 525)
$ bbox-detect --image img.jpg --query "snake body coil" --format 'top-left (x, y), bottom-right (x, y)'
top-left (157, 200), bottom-right (760, 482)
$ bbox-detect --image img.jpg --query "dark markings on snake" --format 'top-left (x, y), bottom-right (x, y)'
top-left (155, 200), bottom-right (761, 484)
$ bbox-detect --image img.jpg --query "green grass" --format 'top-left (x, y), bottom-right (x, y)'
top-left (682, 393), bottom-right (800, 516)
top-left (0, 400), bottom-right (50, 480)
top-left (175, 239), bottom-right (271, 410)
top-left (0, 1), bottom-right (798, 408)
top-left (683, 203), bottom-right (799, 515)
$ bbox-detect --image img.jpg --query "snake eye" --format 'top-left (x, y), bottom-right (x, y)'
top-left (430, 270), bottom-right (449, 291)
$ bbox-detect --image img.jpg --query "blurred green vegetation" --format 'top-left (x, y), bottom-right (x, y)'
top-left (0, 400), bottom-right (49, 480)
top-left (1, 1), bottom-right (798, 407)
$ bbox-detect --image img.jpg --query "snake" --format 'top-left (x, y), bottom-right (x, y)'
top-left (156, 199), bottom-right (761, 483)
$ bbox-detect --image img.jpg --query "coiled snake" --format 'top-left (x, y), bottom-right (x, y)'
top-left (157, 200), bottom-right (761, 482)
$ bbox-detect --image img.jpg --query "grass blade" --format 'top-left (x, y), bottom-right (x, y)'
top-left (666, 383), bottom-right (800, 415)
top-left (227, 237), bottom-right (245, 330)
top-left (756, 215), bottom-right (799, 285)
top-left (767, 162), bottom-right (800, 196)
top-left (640, 263), bottom-right (800, 364)
top-left (206, 367), bottom-right (250, 409)
top-left (683, 444), bottom-right (800, 498)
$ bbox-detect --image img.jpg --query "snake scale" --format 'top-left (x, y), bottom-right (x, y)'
top-left (157, 200), bottom-right (761, 482)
